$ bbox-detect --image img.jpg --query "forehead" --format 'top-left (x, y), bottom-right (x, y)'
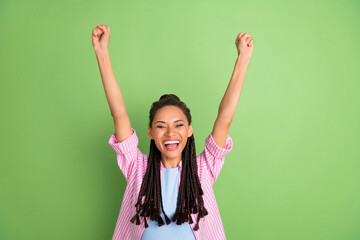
top-left (154, 106), bottom-right (186, 120)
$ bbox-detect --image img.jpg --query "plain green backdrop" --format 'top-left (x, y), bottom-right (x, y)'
top-left (1, 0), bottom-right (359, 239)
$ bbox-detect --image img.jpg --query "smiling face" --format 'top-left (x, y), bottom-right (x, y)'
top-left (148, 105), bottom-right (193, 166)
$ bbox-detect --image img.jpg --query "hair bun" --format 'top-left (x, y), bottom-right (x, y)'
top-left (159, 94), bottom-right (180, 102)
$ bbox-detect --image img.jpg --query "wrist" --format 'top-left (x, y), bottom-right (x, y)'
top-left (236, 55), bottom-right (250, 66)
top-left (94, 47), bottom-right (109, 56)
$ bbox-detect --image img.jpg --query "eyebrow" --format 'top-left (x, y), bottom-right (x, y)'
top-left (155, 119), bottom-right (184, 124)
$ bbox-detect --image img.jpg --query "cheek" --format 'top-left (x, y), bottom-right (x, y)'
top-left (156, 140), bottom-right (163, 148)
top-left (152, 132), bottom-right (161, 141)
top-left (181, 129), bottom-right (190, 138)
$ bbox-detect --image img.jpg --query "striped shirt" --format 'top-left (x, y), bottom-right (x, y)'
top-left (108, 128), bottom-right (233, 240)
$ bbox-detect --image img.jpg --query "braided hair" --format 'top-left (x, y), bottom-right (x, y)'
top-left (130, 94), bottom-right (208, 231)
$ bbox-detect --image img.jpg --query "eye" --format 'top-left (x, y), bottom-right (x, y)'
top-left (156, 124), bottom-right (183, 128)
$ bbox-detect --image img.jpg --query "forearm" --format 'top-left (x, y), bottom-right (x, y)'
top-left (217, 56), bottom-right (249, 122)
top-left (95, 48), bottom-right (128, 118)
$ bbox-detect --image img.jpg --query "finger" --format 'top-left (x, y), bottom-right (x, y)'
top-left (236, 32), bottom-right (252, 44)
top-left (105, 25), bottom-right (110, 34)
top-left (248, 39), bottom-right (254, 47)
top-left (238, 33), bottom-right (248, 44)
top-left (246, 35), bottom-right (253, 42)
top-left (92, 28), bottom-right (100, 38)
top-left (239, 32), bottom-right (247, 39)
top-left (241, 33), bottom-right (252, 40)
top-left (97, 24), bottom-right (109, 35)
top-left (94, 28), bottom-right (102, 38)
top-left (245, 37), bottom-right (252, 45)
top-left (236, 32), bottom-right (244, 41)
top-left (96, 25), bottom-right (104, 33)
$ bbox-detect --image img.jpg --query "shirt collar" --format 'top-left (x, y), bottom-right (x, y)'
top-left (160, 159), bottom-right (182, 172)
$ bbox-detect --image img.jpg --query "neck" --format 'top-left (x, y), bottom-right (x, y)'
top-left (161, 155), bottom-right (181, 168)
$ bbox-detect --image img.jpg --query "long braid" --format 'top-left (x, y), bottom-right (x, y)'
top-left (130, 94), bottom-right (208, 231)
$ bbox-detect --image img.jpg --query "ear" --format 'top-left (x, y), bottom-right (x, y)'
top-left (148, 126), bottom-right (153, 139)
top-left (188, 123), bottom-right (193, 137)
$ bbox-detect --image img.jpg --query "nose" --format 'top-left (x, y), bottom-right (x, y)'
top-left (165, 125), bottom-right (177, 136)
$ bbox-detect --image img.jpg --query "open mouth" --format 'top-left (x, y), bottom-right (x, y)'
top-left (163, 141), bottom-right (180, 151)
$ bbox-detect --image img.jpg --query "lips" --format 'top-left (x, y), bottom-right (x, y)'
top-left (163, 139), bottom-right (180, 151)
top-left (164, 143), bottom-right (179, 151)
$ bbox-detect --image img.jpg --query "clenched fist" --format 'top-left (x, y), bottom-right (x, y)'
top-left (235, 32), bottom-right (254, 62)
top-left (92, 24), bottom-right (110, 53)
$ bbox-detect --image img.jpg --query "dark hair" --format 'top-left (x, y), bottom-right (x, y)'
top-left (130, 94), bottom-right (208, 231)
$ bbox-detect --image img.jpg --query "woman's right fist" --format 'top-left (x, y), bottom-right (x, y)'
top-left (92, 24), bottom-right (110, 52)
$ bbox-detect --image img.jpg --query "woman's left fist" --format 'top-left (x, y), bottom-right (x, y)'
top-left (235, 32), bottom-right (253, 62)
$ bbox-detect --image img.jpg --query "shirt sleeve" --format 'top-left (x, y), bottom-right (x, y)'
top-left (108, 128), bottom-right (142, 181)
top-left (200, 132), bottom-right (233, 185)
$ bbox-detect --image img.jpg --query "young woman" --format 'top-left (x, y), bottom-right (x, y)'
top-left (92, 24), bottom-right (253, 240)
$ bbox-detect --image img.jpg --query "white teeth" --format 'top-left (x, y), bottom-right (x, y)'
top-left (164, 140), bottom-right (180, 145)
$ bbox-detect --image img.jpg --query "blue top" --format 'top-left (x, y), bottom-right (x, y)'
top-left (140, 166), bottom-right (196, 240)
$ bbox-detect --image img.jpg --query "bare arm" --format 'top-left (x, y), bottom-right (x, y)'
top-left (95, 48), bottom-right (132, 142)
top-left (92, 24), bottom-right (132, 142)
top-left (211, 32), bottom-right (254, 148)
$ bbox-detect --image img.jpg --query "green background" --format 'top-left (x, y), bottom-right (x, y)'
top-left (1, 0), bottom-right (359, 239)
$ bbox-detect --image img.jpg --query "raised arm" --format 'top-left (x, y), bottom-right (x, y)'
top-left (212, 32), bottom-right (254, 148)
top-left (92, 24), bottom-right (132, 142)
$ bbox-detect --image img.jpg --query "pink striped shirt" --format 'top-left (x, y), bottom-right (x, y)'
top-left (108, 128), bottom-right (233, 240)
